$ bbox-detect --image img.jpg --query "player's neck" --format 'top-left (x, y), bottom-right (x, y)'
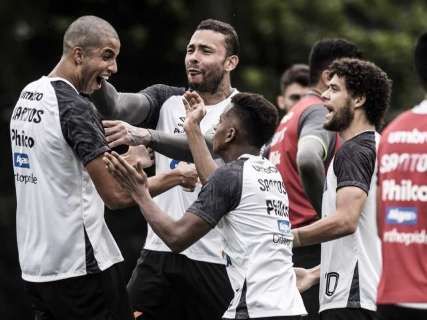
top-left (340, 112), bottom-right (375, 141)
top-left (221, 145), bottom-right (260, 163)
top-left (200, 78), bottom-right (233, 106)
top-left (49, 57), bottom-right (81, 92)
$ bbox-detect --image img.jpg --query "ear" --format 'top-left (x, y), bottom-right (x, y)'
top-left (71, 47), bottom-right (84, 65)
top-left (225, 127), bottom-right (237, 143)
top-left (320, 69), bottom-right (330, 86)
top-left (277, 95), bottom-right (285, 109)
top-left (224, 55), bottom-right (239, 72)
top-left (354, 95), bottom-right (366, 109)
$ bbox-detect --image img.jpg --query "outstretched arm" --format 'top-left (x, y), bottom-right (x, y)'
top-left (102, 119), bottom-right (216, 163)
top-left (91, 80), bottom-right (153, 124)
top-left (103, 151), bottom-right (211, 252)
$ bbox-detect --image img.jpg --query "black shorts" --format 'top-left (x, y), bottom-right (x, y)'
top-left (377, 304), bottom-right (427, 320)
top-left (320, 308), bottom-right (378, 320)
top-left (292, 244), bottom-right (320, 319)
top-left (24, 263), bottom-right (132, 320)
top-left (127, 249), bottom-right (233, 320)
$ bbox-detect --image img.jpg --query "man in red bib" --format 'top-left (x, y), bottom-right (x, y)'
top-left (376, 32), bottom-right (427, 320)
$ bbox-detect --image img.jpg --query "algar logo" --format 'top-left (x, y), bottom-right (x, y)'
top-left (386, 207), bottom-right (417, 225)
top-left (13, 153), bottom-right (30, 168)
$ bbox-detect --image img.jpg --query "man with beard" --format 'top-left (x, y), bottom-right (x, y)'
top-left (268, 39), bottom-right (362, 319)
top-left (292, 58), bottom-right (391, 320)
top-left (91, 19), bottom-right (239, 319)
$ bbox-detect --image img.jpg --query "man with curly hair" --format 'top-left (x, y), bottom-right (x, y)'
top-left (292, 58), bottom-right (392, 320)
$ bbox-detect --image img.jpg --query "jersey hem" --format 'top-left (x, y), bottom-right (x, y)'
top-left (143, 245), bottom-right (225, 264)
top-left (222, 309), bottom-right (307, 318)
top-left (21, 256), bottom-right (123, 283)
top-left (319, 301), bottom-right (377, 313)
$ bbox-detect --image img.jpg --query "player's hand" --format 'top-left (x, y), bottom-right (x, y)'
top-left (103, 151), bottom-right (149, 202)
top-left (103, 120), bottom-right (151, 148)
top-left (294, 266), bottom-right (320, 293)
top-left (183, 91), bottom-right (206, 130)
top-left (123, 145), bottom-right (154, 169)
top-left (176, 162), bottom-right (198, 191)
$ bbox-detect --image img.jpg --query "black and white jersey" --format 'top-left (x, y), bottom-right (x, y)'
top-left (188, 155), bottom-right (306, 318)
top-left (142, 85), bottom-right (238, 264)
top-left (320, 131), bottom-right (381, 312)
top-left (10, 76), bottom-right (122, 282)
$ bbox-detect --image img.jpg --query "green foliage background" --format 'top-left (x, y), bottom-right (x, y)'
top-left (1, 0), bottom-right (427, 318)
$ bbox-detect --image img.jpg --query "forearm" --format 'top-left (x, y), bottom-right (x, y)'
top-left (147, 170), bottom-right (182, 197)
top-left (134, 191), bottom-right (190, 252)
top-left (91, 81), bottom-right (151, 124)
top-left (184, 124), bottom-right (218, 184)
top-left (149, 130), bottom-right (214, 163)
top-left (292, 214), bottom-right (354, 247)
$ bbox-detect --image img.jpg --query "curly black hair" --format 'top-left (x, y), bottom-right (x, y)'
top-left (230, 93), bottom-right (278, 148)
top-left (415, 32), bottom-right (427, 90)
top-left (196, 19), bottom-right (240, 56)
top-left (328, 58), bottom-right (392, 129)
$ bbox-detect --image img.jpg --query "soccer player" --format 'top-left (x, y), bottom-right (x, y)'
top-left (268, 39), bottom-right (362, 319)
top-left (292, 58), bottom-right (391, 320)
top-left (104, 91), bottom-right (307, 320)
top-left (10, 15), bottom-right (195, 320)
top-left (92, 19), bottom-right (239, 319)
top-left (376, 32), bottom-right (427, 320)
top-left (276, 64), bottom-right (310, 117)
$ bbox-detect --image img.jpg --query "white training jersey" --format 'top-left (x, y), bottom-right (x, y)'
top-left (188, 155), bottom-right (307, 318)
top-left (10, 76), bottom-right (123, 282)
top-left (144, 89), bottom-right (237, 264)
top-left (320, 131), bottom-right (381, 312)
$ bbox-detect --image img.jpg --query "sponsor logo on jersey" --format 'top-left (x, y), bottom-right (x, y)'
top-left (277, 219), bottom-right (290, 233)
top-left (13, 153), bottom-right (30, 168)
top-left (272, 233), bottom-right (292, 246)
top-left (383, 228), bottom-right (427, 245)
top-left (11, 129), bottom-right (35, 148)
top-left (266, 199), bottom-right (289, 217)
top-left (11, 106), bottom-right (44, 123)
top-left (258, 179), bottom-right (287, 194)
top-left (387, 129), bottom-right (427, 144)
top-left (382, 179), bottom-right (427, 202)
top-left (380, 153), bottom-right (427, 173)
top-left (252, 164), bottom-right (278, 174)
top-left (386, 207), bottom-right (417, 225)
top-left (14, 172), bottom-right (38, 184)
top-left (170, 159), bottom-right (181, 169)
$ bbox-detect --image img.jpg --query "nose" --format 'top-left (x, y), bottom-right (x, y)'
top-left (187, 50), bottom-right (200, 65)
top-left (108, 59), bottom-right (118, 74)
top-left (321, 88), bottom-right (330, 101)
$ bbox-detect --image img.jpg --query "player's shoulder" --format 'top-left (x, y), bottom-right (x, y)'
top-left (336, 131), bottom-right (377, 163)
top-left (140, 84), bottom-right (185, 98)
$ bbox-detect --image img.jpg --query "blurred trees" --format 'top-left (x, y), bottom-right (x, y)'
top-left (1, 0), bottom-right (427, 318)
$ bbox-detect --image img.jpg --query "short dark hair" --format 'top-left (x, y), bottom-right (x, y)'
top-left (63, 15), bottom-right (118, 54)
top-left (329, 58), bottom-right (392, 129)
top-left (280, 64), bottom-right (310, 93)
top-left (229, 93), bottom-right (278, 148)
top-left (309, 38), bottom-right (362, 85)
top-left (415, 32), bottom-right (427, 90)
top-left (196, 19), bottom-right (239, 56)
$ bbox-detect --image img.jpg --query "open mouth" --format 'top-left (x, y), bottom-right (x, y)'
top-left (96, 75), bottom-right (110, 87)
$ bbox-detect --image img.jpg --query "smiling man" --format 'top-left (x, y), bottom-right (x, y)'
top-left (91, 19), bottom-right (239, 319)
top-left (292, 58), bottom-right (391, 320)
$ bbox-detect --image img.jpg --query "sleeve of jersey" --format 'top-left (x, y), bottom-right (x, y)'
top-left (187, 164), bottom-right (243, 228)
top-left (59, 100), bottom-right (110, 166)
top-left (139, 84), bottom-right (186, 128)
top-left (333, 141), bottom-right (376, 194)
top-left (298, 104), bottom-right (336, 161)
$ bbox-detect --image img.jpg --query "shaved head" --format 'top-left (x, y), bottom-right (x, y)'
top-left (63, 15), bottom-right (119, 55)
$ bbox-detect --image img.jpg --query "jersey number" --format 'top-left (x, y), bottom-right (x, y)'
top-left (325, 272), bottom-right (339, 296)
